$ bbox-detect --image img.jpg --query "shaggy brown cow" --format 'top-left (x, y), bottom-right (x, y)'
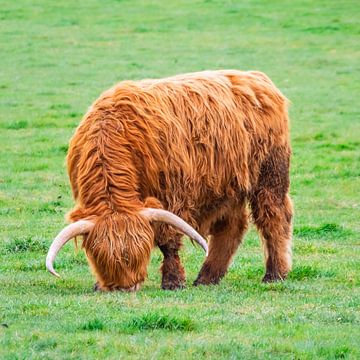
top-left (46, 70), bottom-right (293, 291)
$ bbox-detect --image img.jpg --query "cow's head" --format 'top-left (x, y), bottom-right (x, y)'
top-left (46, 208), bottom-right (208, 291)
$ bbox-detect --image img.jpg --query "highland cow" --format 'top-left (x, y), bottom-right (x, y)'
top-left (46, 70), bottom-right (293, 291)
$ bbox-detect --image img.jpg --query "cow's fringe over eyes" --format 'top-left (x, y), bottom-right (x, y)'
top-left (81, 213), bottom-right (154, 290)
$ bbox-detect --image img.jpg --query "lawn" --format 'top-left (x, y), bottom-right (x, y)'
top-left (0, 0), bottom-right (359, 358)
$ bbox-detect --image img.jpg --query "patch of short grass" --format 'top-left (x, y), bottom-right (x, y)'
top-left (5, 120), bottom-right (28, 129)
top-left (295, 243), bottom-right (337, 255)
top-left (81, 319), bottom-right (105, 331)
top-left (125, 312), bottom-right (196, 332)
top-left (294, 223), bottom-right (353, 240)
top-left (3, 236), bottom-right (48, 254)
top-left (289, 265), bottom-right (336, 280)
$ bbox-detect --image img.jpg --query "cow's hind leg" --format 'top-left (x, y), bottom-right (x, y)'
top-left (194, 204), bottom-right (248, 286)
top-left (158, 235), bottom-right (185, 290)
top-left (250, 146), bottom-right (293, 282)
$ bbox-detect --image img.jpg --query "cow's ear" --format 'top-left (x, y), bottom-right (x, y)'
top-left (66, 205), bottom-right (97, 222)
top-left (66, 205), bottom-right (86, 222)
top-left (144, 196), bottom-right (163, 209)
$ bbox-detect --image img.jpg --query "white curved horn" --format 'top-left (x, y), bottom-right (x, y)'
top-left (140, 208), bottom-right (208, 256)
top-left (46, 220), bottom-right (94, 278)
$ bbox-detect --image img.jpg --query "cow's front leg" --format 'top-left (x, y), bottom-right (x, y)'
top-left (159, 238), bottom-right (185, 290)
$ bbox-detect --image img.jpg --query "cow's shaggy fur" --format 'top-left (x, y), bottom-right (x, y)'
top-left (67, 70), bottom-right (293, 291)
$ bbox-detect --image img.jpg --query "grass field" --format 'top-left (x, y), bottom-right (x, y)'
top-left (1, 0), bottom-right (359, 358)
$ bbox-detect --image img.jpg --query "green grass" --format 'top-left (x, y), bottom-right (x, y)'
top-left (0, 0), bottom-right (359, 358)
top-left (126, 313), bottom-right (196, 332)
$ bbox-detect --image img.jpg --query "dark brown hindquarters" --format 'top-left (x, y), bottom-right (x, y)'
top-left (194, 202), bottom-right (248, 286)
top-left (250, 146), bottom-right (293, 282)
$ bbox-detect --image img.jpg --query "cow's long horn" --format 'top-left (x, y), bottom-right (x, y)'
top-left (140, 208), bottom-right (208, 255)
top-left (46, 220), bottom-right (94, 278)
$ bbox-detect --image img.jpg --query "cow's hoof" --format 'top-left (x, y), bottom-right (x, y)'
top-left (193, 275), bottom-right (221, 287)
top-left (161, 268), bottom-right (186, 290)
top-left (161, 281), bottom-right (185, 290)
top-left (161, 277), bottom-right (185, 290)
top-left (193, 268), bottom-right (224, 286)
top-left (262, 272), bottom-right (286, 283)
top-left (161, 273), bottom-right (185, 290)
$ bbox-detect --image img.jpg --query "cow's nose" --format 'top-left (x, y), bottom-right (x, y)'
top-left (125, 283), bottom-right (141, 292)
top-left (93, 282), bottom-right (100, 291)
